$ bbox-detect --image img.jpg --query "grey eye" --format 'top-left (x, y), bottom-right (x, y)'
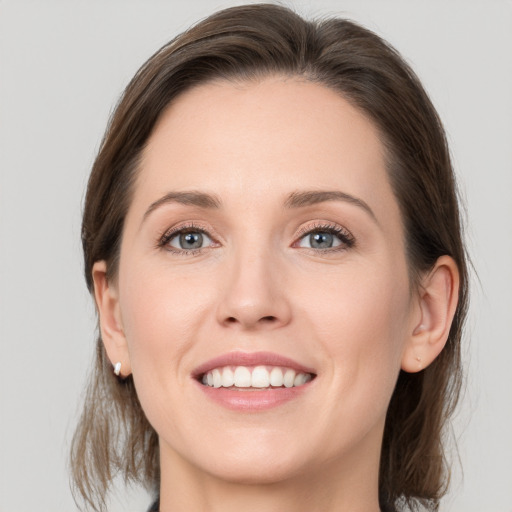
top-left (299, 231), bottom-right (342, 249)
top-left (169, 231), bottom-right (212, 250)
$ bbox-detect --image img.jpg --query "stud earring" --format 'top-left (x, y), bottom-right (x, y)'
top-left (114, 362), bottom-right (122, 376)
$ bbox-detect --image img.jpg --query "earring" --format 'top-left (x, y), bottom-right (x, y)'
top-left (416, 355), bottom-right (422, 370)
top-left (114, 362), bottom-right (122, 376)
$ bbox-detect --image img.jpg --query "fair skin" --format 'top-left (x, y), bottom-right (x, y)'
top-left (93, 77), bottom-right (459, 512)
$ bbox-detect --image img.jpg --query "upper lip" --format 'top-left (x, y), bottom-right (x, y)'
top-left (192, 351), bottom-right (317, 378)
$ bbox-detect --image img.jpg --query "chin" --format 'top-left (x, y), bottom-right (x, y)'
top-left (203, 452), bottom-right (309, 485)
top-left (164, 427), bottom-right (315, 485)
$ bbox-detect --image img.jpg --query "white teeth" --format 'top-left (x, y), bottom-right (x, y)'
top-left (212, 368), bottom-right (222, 388)
top-left (221, 367), bottom-right (234, 387)
top-left (202, 366), bottom-right (313, 389)
top-left (233, 366), bottom-right (252, 387)
top-left (294, 373), bottom-right (309, 387)
top-left (269, 367), bottom-right (284, 387)
top-left (251, 366), bottom-right (270, 388)
top-left (283, 369), bottom-right (296, 388)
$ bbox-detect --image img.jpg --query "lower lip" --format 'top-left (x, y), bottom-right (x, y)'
top-left (195, 381), bottom-right (312, 411)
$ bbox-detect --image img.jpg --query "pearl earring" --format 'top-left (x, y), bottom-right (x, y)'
top-left (114, 362), bottom-right (122, 376)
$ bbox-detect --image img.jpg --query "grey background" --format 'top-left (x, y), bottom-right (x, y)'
top-left (1, 1), bottom-right (511, 511)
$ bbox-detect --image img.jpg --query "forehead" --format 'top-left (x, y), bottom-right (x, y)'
top-left (135, 76), bottom-right (396, 220)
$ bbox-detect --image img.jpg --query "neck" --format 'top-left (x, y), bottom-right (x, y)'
top-left (158, 441), bottom-right (382, 512)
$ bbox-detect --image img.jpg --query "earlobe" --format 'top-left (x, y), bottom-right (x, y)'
top-left (92, 261), bottom-right (132, 377)
top-left (401, 255), bottom-right (460, 373)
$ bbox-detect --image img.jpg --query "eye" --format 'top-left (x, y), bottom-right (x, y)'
top-left (169, 231), bottom-right (212, 250)
top-left (299, 231), bottom-right (340, 249)
top-left (159, 225), bottom-right (216, 253)
top-left (295, 223), bottom-right (355, 251)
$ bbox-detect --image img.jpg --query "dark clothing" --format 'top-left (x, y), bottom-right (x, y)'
top-left (147, 498), bottom-right (159, 512)
top-left (148, 496), bottom-right (395, 511)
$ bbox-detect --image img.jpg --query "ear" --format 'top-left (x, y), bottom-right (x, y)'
top-left (401, 255), bottom-right (460, 373)
top-left (92, 261), bottom-right (132, 377)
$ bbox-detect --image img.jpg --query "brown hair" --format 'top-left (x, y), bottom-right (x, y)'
top-left (72, 4), bottom-right (468, 511)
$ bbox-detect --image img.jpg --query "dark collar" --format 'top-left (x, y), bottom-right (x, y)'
top-left (147, 498), bottom-right (159, 512)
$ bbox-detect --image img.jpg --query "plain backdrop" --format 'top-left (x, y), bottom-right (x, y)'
top-left (1, 1), bottom-right (511, 511)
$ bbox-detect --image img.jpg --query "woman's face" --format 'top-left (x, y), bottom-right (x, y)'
top-left (112, 77), bottom-right (420, 484)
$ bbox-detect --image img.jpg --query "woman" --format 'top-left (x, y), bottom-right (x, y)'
top-left (71, 4), bottom-right (468, 511)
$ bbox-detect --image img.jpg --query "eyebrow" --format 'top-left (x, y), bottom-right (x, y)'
top-left (142, 189), bottom-right (377, 224)
top-left (284, 190), bottom-right (377, 222)
top-left (143, 191), bottom-right (221, 222)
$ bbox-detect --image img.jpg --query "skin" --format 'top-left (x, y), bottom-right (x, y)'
top-left (93, 77), bottom-right (459, 512)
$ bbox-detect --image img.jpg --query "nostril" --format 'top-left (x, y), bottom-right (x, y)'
top-left (224, 315), bottom-right (277, 325)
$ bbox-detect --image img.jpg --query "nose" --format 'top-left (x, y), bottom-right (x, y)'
top-left (216, 246), bottom-right (292, 331)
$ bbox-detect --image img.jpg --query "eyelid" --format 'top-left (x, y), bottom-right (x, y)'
top-left (157, 221), bottom-right (220, 254)
top-left (155, 219), bottom-right (355, 255)
top-left (293, 221), bottom-right (355, 249)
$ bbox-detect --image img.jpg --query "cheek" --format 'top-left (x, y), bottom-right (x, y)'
top-left (303, 260), bottom-right (411, 403)
top-left (118, 262), bottom-right (208, 379)
top-left (307, 257), bottom-right (409, 336)
top-left (297, 270), bottom-right (411, 453)
top-left (116, 262), bottom-right (215, 438)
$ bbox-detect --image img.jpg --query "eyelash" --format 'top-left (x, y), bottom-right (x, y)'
top-left (294, 222), bottom-right (355, 252)
top-left (157, 221), bottom-right (355, 255)
top-left (157, 222), bottom-right (216, 256)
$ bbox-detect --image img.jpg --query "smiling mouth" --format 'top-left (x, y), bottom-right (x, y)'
top-left (199, 365), bottom-right (315, 390)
